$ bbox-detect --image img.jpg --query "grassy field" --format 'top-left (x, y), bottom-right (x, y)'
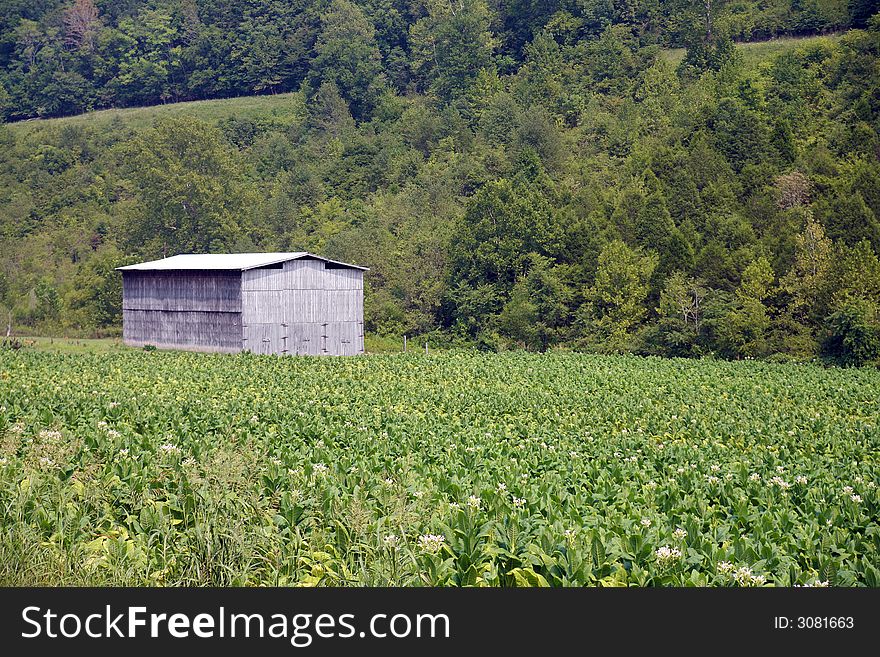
top-left (14, 335), bottom-right (404, 354)
top-left (4, 91), bottom-right (306, 137)
top-left (11, 336), bottom-right (127, 354)
top-left (0, 349), bottom-right (876, 586)
top-left (659, 32), bottom-right (844, 68)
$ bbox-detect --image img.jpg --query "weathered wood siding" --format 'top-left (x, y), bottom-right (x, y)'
top-left (241, 258), bottom-right (365, 356)
top-left (123, 271), bottom-right (242, 311)
top-left (122, 271), bottom-right (243, 352)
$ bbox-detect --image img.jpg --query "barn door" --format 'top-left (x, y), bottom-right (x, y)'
top-left (242, 324), bottom-right (274, 355)
top-left (321, 322), bottom-right (356, 356)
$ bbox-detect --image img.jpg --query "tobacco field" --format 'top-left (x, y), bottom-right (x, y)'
top-left (0, 350), bottom-right (877, 587)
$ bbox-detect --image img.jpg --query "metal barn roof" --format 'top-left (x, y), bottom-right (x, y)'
top-left (117, 252), bottom-right (368, 272)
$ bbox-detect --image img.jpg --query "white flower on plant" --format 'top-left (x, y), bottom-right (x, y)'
top-left (564, 529), bottom-right (576, 541)
top-left (39, 457), bottom-right (56, 467)
top-left (850, 494), bottom-right (863, 503)
top-left (749, 473), bottom-right (761, 482)
top-left (413, 490), bottom-right (425, 499)
top-left (383, 534), bottom-right (400, 549)
top-left (417, 534), bottom-right (446, 554)
top-left (383, 477), bottom-right (394, 486)
top-left (97, 421), bottom-right (108, 429)
top-left (513, 497), bottom-right (527, 508)
top-left (466, 495), bottom-right (482, 510)
top-left (733, 567), bottom-right (754, 585)
top-left (655, 546), bottom-right (682, 566)
top-left (108, 402), bottom-right (120, 408)
top-left (250, 415), bottom-right (258, 423)
top-left (730, 566), bottom-right (766, 586)
top-left (118, 448), bottom-right (129, 457)
top-left (776, 466), bottom-right (786, 473)
top-left (496, 483), bottom-right (507, 493)
top-left (770, 476), bottom-right (791, 489)
top-left (38, 430), bottom-right (62, 441)
top-left (107, 429), bottom-right (121, 439)
top-left (313, 463), bottom-right (328, 475)
top-left (676, 467), bottom-right (686, 474)
top-left (448, 502), bottom-right (461, 511)
top-left (795, 475), bottom-right (808, 485)
top-left (159, 443), bottom-right (180, 454)
top-left (842, 486), bottom-right (854, 494)
top-left (640, 518), bottom-right (652, 527)
top-left (710, 464), bottom-right (721, 472)
top-left (270, 457), bottom-right (283, 466)
top-left (182, 457), bottom-right (197, 468)
top-left (707, 475), bottom-right (720, 484)
top-left (673, 528), bottom-right (687, 540)
top-left (645, 480), bottom-right (657, 489)
top-left (0, 457), bottom-right (7, 466)
top-left (717, 561), bottom-right (734, 573)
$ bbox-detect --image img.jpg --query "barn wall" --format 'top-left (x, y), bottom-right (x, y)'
top-left (241, 259), bottom-right (365, 356)
top-left (123, 271), bottom-right (242, 311)
top-left (122, 271), bottom-right (243, 352)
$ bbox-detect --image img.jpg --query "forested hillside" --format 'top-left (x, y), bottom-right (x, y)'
top-left (0, 1), bottom-right (871, 120)
top-left (1, 1), bottom-right (880, 364)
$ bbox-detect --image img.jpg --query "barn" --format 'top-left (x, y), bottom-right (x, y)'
top-left (117, 252), bottom-right (367, 356)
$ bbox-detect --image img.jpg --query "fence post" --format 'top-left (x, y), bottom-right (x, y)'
top-left (403, 335), bottom-right (407, 352)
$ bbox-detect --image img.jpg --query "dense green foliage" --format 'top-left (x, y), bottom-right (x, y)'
top-left (1, 4), bottom-right (880, 365)
top-left (0, 1), bottom-right (863, 120)
top-left (0, 350), bottom-right (877, 585)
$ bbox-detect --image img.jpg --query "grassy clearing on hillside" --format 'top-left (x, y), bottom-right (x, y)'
top-left (0, 350), bottom-right (876, 586)
top-left (4, 91), bottom-right (306, 137)
top-left (660, 32), bottom-right (844, 68)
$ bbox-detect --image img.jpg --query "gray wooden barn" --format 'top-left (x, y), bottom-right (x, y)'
top-left (118, 253), bottom-right (367, 356)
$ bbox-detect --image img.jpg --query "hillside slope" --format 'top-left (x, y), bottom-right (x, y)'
top-left (1, 21), bottom-right (879, 365)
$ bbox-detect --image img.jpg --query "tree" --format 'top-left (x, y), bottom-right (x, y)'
top-left (409, 0), bottom-right (497, 103)
top-left (781, 213), bottom-right (833, 322)
top-left (311, 0), bottom-right (386, 119)
top-left (648, 272), bottom-right (708, 356)
top-left (122, 118), bottom-right (258, 256)
top-left (612, 168), bottom-right (694, 279)
top-left (66, 247), bottom-right (127, 329)
top-left (715, 257), bottom-right (774, 358)
top-left (822, 297), bottom-right (880, 366)
top-left (63, 0), bottom-right (101, 52)
top-left (774, 171), bottom-right (811, 211)
top-left (498, 253), bottom-right (572, 350)
top-left (449, 178), bottom-right (560, 293)
top-left (579, 240), bottom-right (658, 351)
